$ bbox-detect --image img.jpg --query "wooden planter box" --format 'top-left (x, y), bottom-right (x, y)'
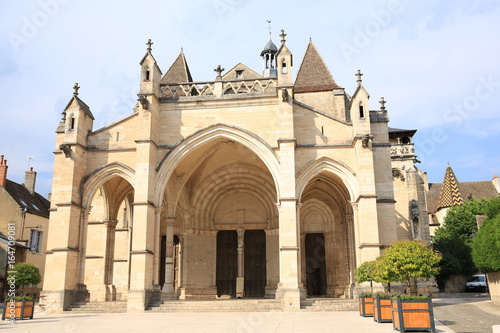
top-left (373, 295), bottom-right (392, 323)
top-left (359, 296), bottom-right (374, 317)
top-left (2, 299), bottom-right (34, 320)
top-left (392, 296), bottom-right (436, 332)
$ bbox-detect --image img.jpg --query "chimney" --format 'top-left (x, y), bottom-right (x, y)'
top-left (24, 167), bottom-right (37, 194)
top-left (0, 155), bottom-right (8, 187)
top-left (493, 175), bottom-right (500, 193)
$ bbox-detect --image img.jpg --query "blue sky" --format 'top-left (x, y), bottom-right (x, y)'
top-left (1, 0), bottom-right (499, 198)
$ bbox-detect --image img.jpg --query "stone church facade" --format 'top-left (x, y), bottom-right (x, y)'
top-left (42, 32), bottom-right (430, 312)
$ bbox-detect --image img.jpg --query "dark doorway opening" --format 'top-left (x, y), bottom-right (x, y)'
top-left (305, 233), bottom-right (327, 296)
top-left (216, 230), bottom-right (238, 297)
top-left (244, 230), bottom-right (266, 297)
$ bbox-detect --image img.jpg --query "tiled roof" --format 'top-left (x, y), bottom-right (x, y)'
top-left (4, 179), bottom-right (50, 218)
top-left (294, 42), bottom-right (342, 93)
top-left (436, 166), bottom-right (464, 210)
top-left (428, 179), bottom-right (499, 213)
top-left (161, 50), bottom-right (193, 84)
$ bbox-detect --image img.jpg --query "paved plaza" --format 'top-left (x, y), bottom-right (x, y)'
top-left (0, 309), bottom-right (454, 333)
top-left (1, 296), bottom-right (499, 333)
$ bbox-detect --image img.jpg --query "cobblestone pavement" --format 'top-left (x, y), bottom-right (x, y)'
top-left (433, 294), bottom-right (500, 333)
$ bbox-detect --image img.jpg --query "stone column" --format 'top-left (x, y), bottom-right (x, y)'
top-left (275, 139), bottom-right (300, 311)
top-left (237, 228), bottom-right (245, 278)
top-left (162, 217), bottom-right (176, 298)
top-left (76, 207), bottom-right (91, 299)
top-left (276, 198), bottom-right (300, 310)
top-left (104, 219), bottom-right (118, 301)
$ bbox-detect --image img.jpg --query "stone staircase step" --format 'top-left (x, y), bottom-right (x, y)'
top-left (66, 301), bottom-right (127, 313)
top-left (146, 299), bottom-right (282, 312)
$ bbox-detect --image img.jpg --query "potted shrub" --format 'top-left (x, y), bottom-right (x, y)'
top-left (2, 296), bottom-right (35, 321)
top-left (2, 263), bottom-right (41, 321)
top-left (391, 295), bottom-right (436, 333)
top-left (358, 292), bottom-right (374, 317)
top-left (355, 261), bottom-right (376, 317)
top-left (373, 293), bottom-right (395, 323)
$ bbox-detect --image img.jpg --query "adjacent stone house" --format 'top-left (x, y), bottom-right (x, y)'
top-left (0, 156), bottom-right (50, 299)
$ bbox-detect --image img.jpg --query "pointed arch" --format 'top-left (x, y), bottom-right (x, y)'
top-left (82, 162), bottom-right (135, 208)
top-left (154, 124), bottom-right (281, 204)
top-left (296, 157), bottom-right (358, 202)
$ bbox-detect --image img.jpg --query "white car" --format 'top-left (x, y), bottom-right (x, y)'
top-left (466, 274), bottom-right (488, 292)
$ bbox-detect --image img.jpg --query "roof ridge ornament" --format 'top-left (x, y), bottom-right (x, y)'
top-left (379, 97), bottom-right (386, 110)
top-left (214, 64), bottom-right (224, 80)
top-left (266, 20), bottom-right (272, 38)
top-left (146, 39), bottom-right (153, 52)
top-left (280, 29), bottom-right (287, 44)
top-left (355, 69), bottom-right (363, 85)
top-left (73, 83), bottom-right (80, 97)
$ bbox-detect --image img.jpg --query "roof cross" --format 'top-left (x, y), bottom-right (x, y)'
top-left (214, 64), bottom-right (225, 79)
top-left (280, 29), bottom-right (287, 44)
top-left (73, 83), bottom-right (80, 96)
top-left (355, 70), bottom-right (363, 85)
top-left (379, 97), bottom-right (386, 110)
top-left (146, 39), bottom-right (153, 52)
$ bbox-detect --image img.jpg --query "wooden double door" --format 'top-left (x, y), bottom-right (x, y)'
top-left (216, 230), bottom-right (266, 297)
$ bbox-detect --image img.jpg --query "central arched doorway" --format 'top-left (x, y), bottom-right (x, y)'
top-left (158, 131), bottom-right (280, 299)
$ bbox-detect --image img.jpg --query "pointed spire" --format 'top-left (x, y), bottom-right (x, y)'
top-left (436, 164), bottom-right (464, 210)
top-left (161, 50), bottom-right (193, 83)
top-left (295, 41), bottom-right (342, 93)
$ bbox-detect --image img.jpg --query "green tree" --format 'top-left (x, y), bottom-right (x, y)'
top-left (355, 260), bottom-right (377, 293)
top-left (378, 240), bottom-right (441, 294)
top-left (8, 263), bottom-right (42, 296)
top-left (432, 199), bottom-right (490, 288)
top-left (472, 198), bottom-right (500, 273)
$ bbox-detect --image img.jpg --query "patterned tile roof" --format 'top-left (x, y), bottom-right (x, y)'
top-left (161, 50), bottom-right (193, 84)
top-left (435, 166), bottom-right (463, 210)
top-left (294, 42), bottom-right (342, 93)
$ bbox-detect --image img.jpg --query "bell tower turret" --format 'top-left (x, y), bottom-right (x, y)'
top-left (261, 25), bottom-right (278, 78)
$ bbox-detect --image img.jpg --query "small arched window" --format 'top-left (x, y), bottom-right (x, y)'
top-left (359, 102), bottom-right (365, 118)
top-left (144, 66), bottom-right (150, 81)
top-left (70, 114), bottom-right (75, 130)
top-left (281, 59), bottom-right (287, 74)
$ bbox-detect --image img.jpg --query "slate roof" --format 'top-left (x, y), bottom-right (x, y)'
top-left (161, 50), bottom-right (193, 84)
top-left (3, 179), bottom-right (50, 218)
top-left (64, 95), bottom-right (94, 120)
top-left (294, 42), bottom-right (342, 93)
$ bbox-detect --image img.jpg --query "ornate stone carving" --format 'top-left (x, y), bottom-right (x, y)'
top-left (392, 169), bottom-right (405, 181)
top-left (282, 88), bottom-right (289, 102)
top-left (137, 94), bottom-right (149, 110)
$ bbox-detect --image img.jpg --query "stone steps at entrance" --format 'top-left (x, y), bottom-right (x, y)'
top-left (66, 301), bottom-right (127, 313)
top-left (300, 298), bottom-right (358, 311)
top-left (64, 298), bottom-right (358, 313)
top-left (146, 299), bottom-right (282, 312)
